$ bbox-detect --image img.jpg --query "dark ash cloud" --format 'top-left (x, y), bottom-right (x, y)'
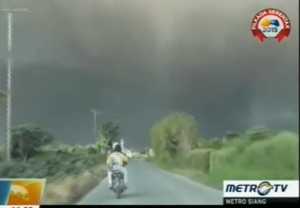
top-left (0, 0), bottom-right (298, 147)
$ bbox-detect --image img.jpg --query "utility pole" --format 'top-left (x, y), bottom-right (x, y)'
top-left (120, 138), bottom-right (124, 153)
top-left (1, 8), bottom-right (28, 162)
top-left (91, 109), bottom-right (102, 141)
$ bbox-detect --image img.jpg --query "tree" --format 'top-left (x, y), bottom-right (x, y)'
top-left (210, 138), bottom-right (223, 149)
top-left (150, 112), bottom-right (198, 160)
top-left (224, 131), bottom-right (240, 140)
top-left (11, 125), bottom-right (54, 161)
top-left (99, 121), bottom-right (120, 148)
top-left (96, 133), bottom-right (110, 153)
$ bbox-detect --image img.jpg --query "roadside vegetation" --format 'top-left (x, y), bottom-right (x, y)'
top-left (148, 112), bottom-right (299, 189)
top-left (0, 101), bottom-right (119, 204)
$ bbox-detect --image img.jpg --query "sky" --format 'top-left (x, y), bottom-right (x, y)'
top-left (0, 0), bottom-right (298, 147)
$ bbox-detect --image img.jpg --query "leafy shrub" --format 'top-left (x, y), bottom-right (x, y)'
top-left (0, 122), bottom-right (107, 183)
top-left (244, 126), bottom-right (272, 142)
top-left (204, 131), bottom-right (299, 188)
top-left (0, 150), bottom-right (105, 181)
top-left (148, 113), bottom-right (298, 188)
top-left (186, 149), bottom-right (212, 173)
top-left (224, 131), bottom-right (240, 140)
top-left (11, 125), bottom-right (54, 160)
top-left (199, 138), bottom-right (223, 149)
top-left (150, 112), bottom-right (198, 160)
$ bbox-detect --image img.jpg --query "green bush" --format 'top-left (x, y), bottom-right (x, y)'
top-left (0, 123), bottom-right (107, 183)
top-left (150, 112), bottom-right (198, 160)
top-left (0, 150), bottom-right (105, 182)
top-left (224, 131), bottom-right (240, 140)
top-left (236, 132), bottom-right (298, 176)
top-left (11, 125), bottom-right (54, 160)
top-left (203, 131), bottom-right (299, 188)
top-left (186, 149), bottom-right (212, 173)
top-left (149, 113), bottom-right (299, 188)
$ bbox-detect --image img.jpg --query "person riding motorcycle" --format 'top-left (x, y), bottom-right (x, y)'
top-left (106, 142), bottom-right (129, 190)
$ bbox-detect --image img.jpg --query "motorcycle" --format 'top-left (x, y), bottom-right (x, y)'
top-left (112, 170), bottom-right (125, 199)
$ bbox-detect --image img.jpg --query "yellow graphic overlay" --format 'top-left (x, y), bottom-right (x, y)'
top-left (8, 180), bottom-right (45, 205)
top-left (261, 19), bottom-right (271, 27)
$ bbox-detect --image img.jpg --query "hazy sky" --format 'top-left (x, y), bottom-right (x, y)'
top-left (0, 0), bottom-right (298, 147)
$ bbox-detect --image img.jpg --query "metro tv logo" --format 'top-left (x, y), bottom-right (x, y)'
top-left (223, 180), bottom-right (299, 198)
top-left (226, 182), bottom-right (287, 196)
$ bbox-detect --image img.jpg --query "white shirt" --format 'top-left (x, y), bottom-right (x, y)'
top-left (110, 154), bottom-right (123, 171)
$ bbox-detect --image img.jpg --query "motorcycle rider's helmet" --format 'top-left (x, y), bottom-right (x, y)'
top-left (112, 142), bottom-right (119, 149)
top-left (112, 142), bottom-right (122, 153)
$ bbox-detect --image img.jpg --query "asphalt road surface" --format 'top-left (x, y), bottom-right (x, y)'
top-left (77, 160), bottom-right (223, 205)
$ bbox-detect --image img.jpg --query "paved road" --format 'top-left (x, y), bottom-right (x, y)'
top-left (77, 160), bottom-right (223, 205)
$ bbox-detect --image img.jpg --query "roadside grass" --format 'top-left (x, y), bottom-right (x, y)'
top-left (42, 164), bottom-right (107, 204)
top-left (149, 131), bottom-right (299, 189)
